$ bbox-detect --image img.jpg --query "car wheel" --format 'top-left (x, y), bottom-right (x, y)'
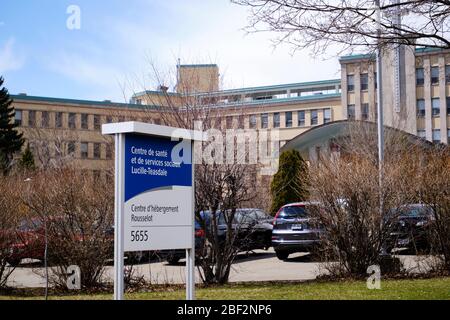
top-left (166, 255), bottom-right (180, 265)
top-left (7, 258), bottom-right (21, 267)
top-left (275, 250), bottom-right (289, 260)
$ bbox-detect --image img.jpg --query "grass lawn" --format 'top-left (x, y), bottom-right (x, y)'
top-left (1, 277), bottom-right (449, 300)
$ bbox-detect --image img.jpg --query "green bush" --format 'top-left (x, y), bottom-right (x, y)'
top-left (270, 150), bottom-right (309, 215)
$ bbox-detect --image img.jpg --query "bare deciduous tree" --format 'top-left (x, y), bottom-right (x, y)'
top-left (309, 123), bottom-right (430, 277)
top-left (232, 0), bottom-right (450, 54)
top-left (23, 169), bottom-right (114, 290)
top-left (0, 175), bottom-right (23, 288)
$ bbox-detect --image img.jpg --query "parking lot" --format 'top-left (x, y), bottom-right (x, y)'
top-left (6, 248), bottom-right (431, 288)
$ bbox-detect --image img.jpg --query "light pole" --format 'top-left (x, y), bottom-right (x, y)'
top-left (375, 0), bottom-right (384, 218)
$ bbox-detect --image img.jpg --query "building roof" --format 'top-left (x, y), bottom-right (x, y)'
top-left (211, 92), bottom-right (341, 109)
top-left (340, 46), bottom-right (450, 63)
top-left (281, 120), bottom-right (433, 156)
top-left (11, 94), bottom-right (161, 110)
top-left (208, 79), bottom-right (341, 96)
top-left (178, 64), bottom-right (218, 68)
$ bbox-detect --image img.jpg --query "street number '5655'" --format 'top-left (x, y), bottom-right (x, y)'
top-left (130, 230), bottom-right (149, 242)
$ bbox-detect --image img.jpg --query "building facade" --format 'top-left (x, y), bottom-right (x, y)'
top-left (10, 45), bottom-right (450, 172)
top-left (11, 94), bottom-right (160, 170)
top-left (340, 47), bottom-right (450, 144)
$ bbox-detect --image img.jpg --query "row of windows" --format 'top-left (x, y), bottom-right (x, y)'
top-left (417, 129), bottom-right (450, 143)
top-left (347, 103), bottom-right (372, 120)
top-left (416, 65), bottom-right (450, 86)
top-left (347, 65), bottom-right (450, 93)
top-left (416, 97), bottom-right (450, 117)
top-left (347, 73), bottom-right (376, 92)
top-left (13, 109), bottom-right (145, 130)
top-left (65, 141), bottom-right (113, 160)
top-left (239, 109), bottom-right (332, 129)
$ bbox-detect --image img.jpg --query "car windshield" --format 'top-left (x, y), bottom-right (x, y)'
top-left (278, 206), bottom-right (308, 219)
top-left (400, 206), bottom-right (429, 218)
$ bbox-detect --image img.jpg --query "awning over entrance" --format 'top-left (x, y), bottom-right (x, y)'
top-left (281, 120), bottom-right (431, 162)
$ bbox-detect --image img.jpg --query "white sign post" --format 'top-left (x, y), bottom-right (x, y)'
top-left (102, 122), bottom-right (204, 300)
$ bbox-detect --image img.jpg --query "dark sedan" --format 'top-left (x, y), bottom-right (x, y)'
top-left (386, 204), bottom-right (434, 253)
top-left (216, 208), bottom-right (273, 252)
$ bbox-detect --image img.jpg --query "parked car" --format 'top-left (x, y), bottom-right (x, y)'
top-left (3, 218), bottom-right (46, 266)
top-left (216, 208), bottom-right (273, 252)
top-left (163, 219), bottom-right (206, 265)
top-left (385, 204), bottom-right (434, 253)
top-left (163, 208), bottom-right (273, 264)
top-left (271, 202), bottom-right (323, 260)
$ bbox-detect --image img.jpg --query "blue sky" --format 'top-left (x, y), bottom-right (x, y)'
top-left (0, 0), bottom-right (341, 102)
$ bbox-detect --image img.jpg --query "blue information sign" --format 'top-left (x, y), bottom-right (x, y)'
top-left (123, 134), bottom-right (193, 252)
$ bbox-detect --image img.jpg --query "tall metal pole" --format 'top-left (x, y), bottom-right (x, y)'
top-left (375, 0), bottom-right (384, 216)
top-left (186, 140), bottom-right (196, 300)
top-left (114, 133), bottom-right (125, 300)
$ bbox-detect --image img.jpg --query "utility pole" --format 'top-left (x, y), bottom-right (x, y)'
top-left (375, 0), bottom-right (384, 217)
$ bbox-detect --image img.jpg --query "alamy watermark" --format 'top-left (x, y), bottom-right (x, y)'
top-left (366, 265), bottom-right (381, 290)
top-left (66, 265), bottom-right (81, 290)
top-left (66, 5), bottom-right (81, 30)
top-left (170, 121), bottom-right (280, 175)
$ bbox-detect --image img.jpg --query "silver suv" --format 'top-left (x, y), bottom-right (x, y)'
top-left (271, 202), bottom-right (323, 260)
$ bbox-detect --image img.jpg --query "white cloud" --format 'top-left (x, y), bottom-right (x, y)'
top-left (0, 38), bottom-right (25, 74)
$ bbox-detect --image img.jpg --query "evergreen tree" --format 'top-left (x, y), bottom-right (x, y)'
top-left (0, 76), bottom-right (24, 175)
top-left (18, 143), bottom-right (35, 171)
top-left (270, 149), bottom-right (309, 215)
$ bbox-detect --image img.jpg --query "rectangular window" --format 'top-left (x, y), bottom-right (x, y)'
top-left (362, 103), bottom-right (369, 120)
top-left (237, 115), bottom-right (244, 129)
top-left (447, 97), bottom-right (450, 115)
top-left (417, 99), bottom-right (425, 117)
top-left (67, 141), bottom-right (76, 155)
top-left (94, 115), bottom-right (101, 130)
top-left (416, 68), bottom-right (424, 86)
top-left (446, 65), bottom-right (450, 83)
top-left (417, 130), bottom-right (426, 139)
top-left (273, 112), bottom-right (280, 128)
top-left (298, 111), bottom-right (305, 127)
top-left (56, 112), bottom-right (63, 128)
top-left (93, 143), bottom-right (101, 159)
top-left (261, 113), bottom-right (268, 129)
top-left (347, 105), bottom-right (355, 120)
top-left (81, 114), bottom-right (89, 129)
top-left (68, 113), bottom-right (76, 129)
top-left (347, 75), bottom-right (355, 92)
top-left (15, 110), bottom-right (22, 126)
top-left (226, 116), bottom-right (233, 129)
top-left (324, 109), bottom-right (331, 123)
top-left (431, 66), bottom-right (439, 85)
top-left (285, 111), bottom-right (293, 128)
top-left (106, 116), bottom-right (113, 124)
top-left (41, 111), bottom-right (49, 128)
top-left (28, 110), bottom-right (36, 127)
top-left (360, 73), bottom-right (369, 91)
top-left (432, 98), bottom-right (440, 117)
top-left (106, 144), bottom-right (112, 159)
top-left (432, 129), bottom-right (441, 143)
top-left (249, 115), bottom-right (257, 129)
top-left (80, 142), bottom-right (88, 159)
top-left (311, 109), bottom-right (318, 125)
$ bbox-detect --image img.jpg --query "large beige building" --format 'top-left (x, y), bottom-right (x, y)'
top-left (10, 45), bottom-right (450, 171)
top-left (11, 94), bottom-right (160, 171)
top-left (340, 47), bottom-right (450, 144)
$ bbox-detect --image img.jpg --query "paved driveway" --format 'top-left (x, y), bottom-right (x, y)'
top-left (6, 248), bottom-right (431, 288)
